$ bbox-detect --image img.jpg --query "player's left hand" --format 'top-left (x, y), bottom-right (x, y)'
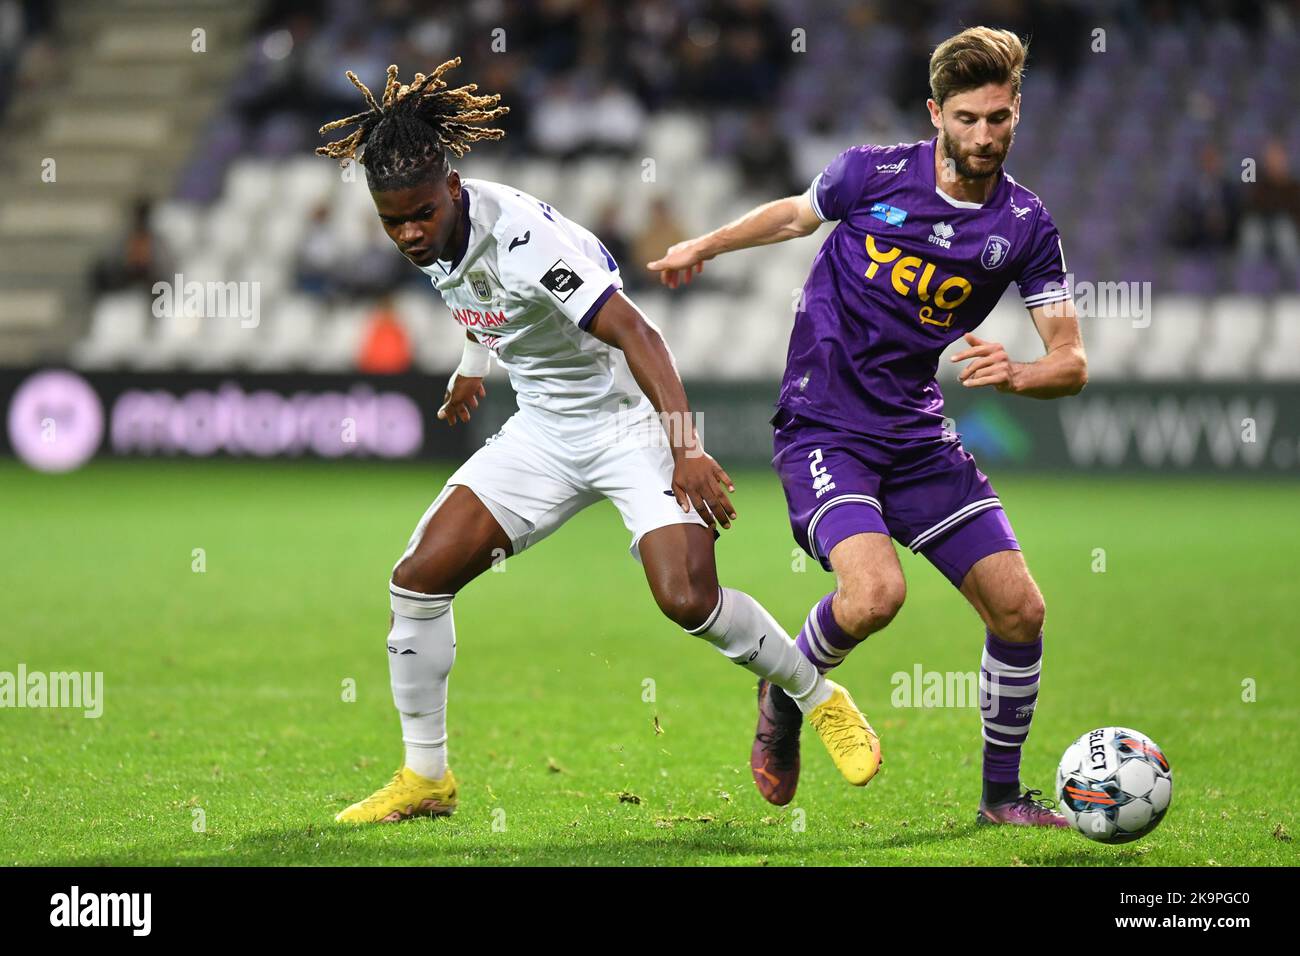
top-left (952, 333), bottom-right (1019, 392)
top-left (672, 452), bottom-right (737, 530)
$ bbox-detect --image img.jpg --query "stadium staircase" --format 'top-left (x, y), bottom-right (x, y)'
top-left (0, 0), bottom-right (255, 364)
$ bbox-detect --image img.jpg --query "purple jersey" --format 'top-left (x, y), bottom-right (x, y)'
top-left (778, 137), bottom-right (1071, 438)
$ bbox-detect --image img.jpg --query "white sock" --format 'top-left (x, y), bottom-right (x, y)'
top-left (687, 587), bottom-right (831, 712)
top-left (387, 582), bottom-right (456, 780)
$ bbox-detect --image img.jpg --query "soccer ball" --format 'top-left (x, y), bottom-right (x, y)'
top-left (1055, 727), bottom-right (1172, 844)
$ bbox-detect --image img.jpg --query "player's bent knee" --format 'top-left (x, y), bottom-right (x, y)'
top-left (657, 583), bottom-right (718, 631)
top-left (836, 580), bottom-right (905, 639)
top-left (990, 589), bottom-right (1046, 643)
top-left (390, 558), bottom-right (453, 600)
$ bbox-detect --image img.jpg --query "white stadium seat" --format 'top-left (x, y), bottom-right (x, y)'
top-left (1196, 295), bottom-right (1266, 380)
top-left (669, 293), bottom-right (736, 379)
top-left (151, 201), bottom-right (202, 261)
top-left (1258, 295), bottom-right (1300, 380)
top-left (245, 295), bottom-right (321, 371)
top-left (70, 291), bottom-right (151, 369)
top-left (224, 159), bottom-right (279, 213)
top-left (1131, 294), bottom-right (1206, 380)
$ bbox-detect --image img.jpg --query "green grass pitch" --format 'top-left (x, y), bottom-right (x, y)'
top-left (1, 460), bottom-right (1295, 866)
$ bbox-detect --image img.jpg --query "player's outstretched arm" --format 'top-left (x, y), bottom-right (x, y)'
top-left (951, 300), bottom-right (1088, 398)
top-left (437, 331), bottom-right (488, 426)
top-left (646, 193), bottom-right (823, 289)
top-left (586, 291), bottom-right (737, 528)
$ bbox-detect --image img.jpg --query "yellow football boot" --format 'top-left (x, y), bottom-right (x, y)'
top-left (808, 681), bottom-right (882, 786)
top-left (334, 767), bottom-right (458, 823)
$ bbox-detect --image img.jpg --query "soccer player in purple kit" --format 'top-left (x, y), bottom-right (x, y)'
top-left (649, 27), bottom-right (1087, 826)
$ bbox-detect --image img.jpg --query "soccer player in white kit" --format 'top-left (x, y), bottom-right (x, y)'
top-left (318, 61), bottom-right (881, 823)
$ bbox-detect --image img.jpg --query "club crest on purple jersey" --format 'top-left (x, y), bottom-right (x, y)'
top-left (981, 235), bottom-right (1011, 270)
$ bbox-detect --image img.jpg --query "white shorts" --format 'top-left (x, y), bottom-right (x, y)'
top-left (397, 406), bottom-right (710, 567)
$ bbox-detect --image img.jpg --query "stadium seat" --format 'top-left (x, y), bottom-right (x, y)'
top-left (224, 159), bottom-right (279, 213)
top-left (202, 202), bottom-right (255, 261)
top-left (1090, 313), bottom-right (1145, 381)
top-left (670, 293), bottom-right (737, 379)
top-left (1132, 295), bottom-right (1206, 380)
top-left (643, 112), bottom-right (709, 176)
top-left (1258, 296), bottom-right (1300, 381)
top-left (151, 201), bottom-right (202, 262)
top-left (305, 304), bottom-right (368, 372)
top-left (280, 157), bottom-right (337, 215)
top-left (70, 292), bottom-right (151, 370)
top-left (1196, 295), bottom-right (1266, 380)
top-left (245, 295), bottom-right (320, 371)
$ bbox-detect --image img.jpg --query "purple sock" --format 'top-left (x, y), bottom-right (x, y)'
top-left (980, 628), bottom-right (1042, 785)
top-left (795, 592), bottom-right (861, 673)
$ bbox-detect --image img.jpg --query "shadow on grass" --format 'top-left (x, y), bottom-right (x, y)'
top-left (45, 816), bottom-right (1124, 867)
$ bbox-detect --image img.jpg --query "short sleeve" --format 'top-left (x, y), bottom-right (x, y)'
top-left (496, 216), bottom-right (622, 331)
top-left (808, 146), bottom-right (875, 222)
top-left (1016, 206), bottom-right (1071, 309)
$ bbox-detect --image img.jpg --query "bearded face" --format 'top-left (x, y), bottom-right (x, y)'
top-left (932, 84), bottom-right (1018, 180)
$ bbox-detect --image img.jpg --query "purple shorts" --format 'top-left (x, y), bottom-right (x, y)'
top-left (771, 407), bottom-right (1019, 587)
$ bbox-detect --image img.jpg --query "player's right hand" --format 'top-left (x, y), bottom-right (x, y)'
top-left (672, 451), bottom-right (737, 530)
top-left (646, 239), bottom-right (712, 289)
top-left (437, 375), bottom-right (485, 426)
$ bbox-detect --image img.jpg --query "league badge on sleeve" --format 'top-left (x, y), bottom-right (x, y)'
top-left (981, 235), bottom-right (1011, 270)
top-left (540, 259), bottom-right (585, 302)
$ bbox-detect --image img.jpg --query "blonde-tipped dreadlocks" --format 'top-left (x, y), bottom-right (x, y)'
top-left (316, 58), bottom-right (509, 191)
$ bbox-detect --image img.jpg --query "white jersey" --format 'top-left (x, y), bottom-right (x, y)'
top-left (417, 179), bottom-right (647, 434)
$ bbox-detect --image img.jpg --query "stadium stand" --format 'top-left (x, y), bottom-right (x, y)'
top-left (1, 0), bottom-right (1297, 380)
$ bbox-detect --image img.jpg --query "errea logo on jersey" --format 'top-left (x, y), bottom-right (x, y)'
top-left (928, 222), bottom-right (955, 249)
top-left (875, 157), bottom-right (909, 174)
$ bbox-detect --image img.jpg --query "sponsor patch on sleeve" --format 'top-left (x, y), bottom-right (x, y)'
top-left (540, 259), bottom-right (585, 302)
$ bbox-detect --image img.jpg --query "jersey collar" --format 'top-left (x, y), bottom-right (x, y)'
top-left (433, 187), bottom-right (473, 274)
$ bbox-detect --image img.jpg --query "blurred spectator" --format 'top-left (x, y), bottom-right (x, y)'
top-left (590, 201), bottom-right (635, 288)
top-left (0, 0), bottom-right (58, 120)
top-left (357, 294), bottom-right (413, 374)
top-left (1240, 138), bottom-right (1300, 270)
top-left (530, 74), bottom-right (646, 159)
top-left (588, 80), bottom-right (648, 155)
top-left (631, 198), bottom-right (686, 286)
top-left (296, 202), bottom-right (343, 298)
top-left (91, 199), bottom-right (175, 297)
top-left (736, 110), bottom-right (800, 196)
top-left (1167, 143), bottom-right (1242, 252)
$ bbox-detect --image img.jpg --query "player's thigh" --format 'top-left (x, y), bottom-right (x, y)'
top-left (826, 532), bottom-right (907, 634)
top-left (959, 548), bottom-right (1046, 643)
top-left (392, 484), bottom-right (512, 595)
top-left (586, 430), bottom-right (710, 562)
top-left (637, 522), bottom-right (721, 629)
top-left (394, 416), bottom-right (590, 593)
top-left (770, 408), bottom-right (889, 572)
